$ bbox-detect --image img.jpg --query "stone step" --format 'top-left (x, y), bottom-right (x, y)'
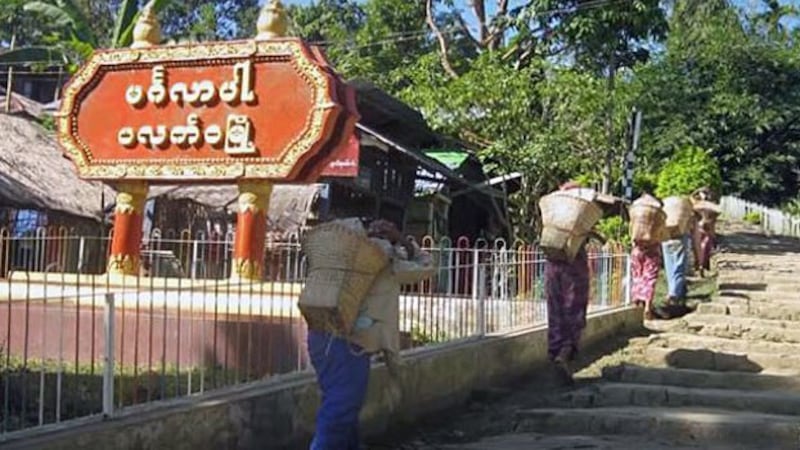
top-left (643, 346), bottom-right (800, 373)
top-left (601, 364), bottom-right (800, 391)
top-left (718, 270), bottom-right (800, 279)
top-left (696, 302), bottom-right (800, 320)
top-left (690, 313), bottom-right (800, 329)
top-left (714, 292), bottom-right (798, 303)
top-left (650, 332), bottom-right (800, 355)
top-left (443, 433), bottom-right (724, 449)
top-left (717, 289), bottom-right (800, 301)
top-left (717, 279), bottom-right (798, 293)
top-left (718, 277), bottom-right (800, 286)
top-left (515, 407), bottom-right (799, 449)
top-left (681, 314), bottom-right (800, 343)
top-left (560, 383), bottom-right (800, 416)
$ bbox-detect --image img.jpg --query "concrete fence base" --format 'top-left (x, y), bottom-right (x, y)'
top-left (3, 307), bottom-right (642, 450)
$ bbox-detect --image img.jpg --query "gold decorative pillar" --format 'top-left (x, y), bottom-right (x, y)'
top-left (255, 0), bottom-right (288, 40)
top-left (231, 181), bottom-right (273, 281)
top-left (108, 181), bottom-right (149, 276)
top-left (131, 0), bottom-right (161, 48)
top-left (105, 2), bottom-right (158, 277)
top-left (228, 0), bottom-right (284, 282)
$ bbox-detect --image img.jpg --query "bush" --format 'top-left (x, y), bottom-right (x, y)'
top-left (655, 147), bottom-right (722, 198)
top-left (595, 216), bottom-right (630, 246)
top-left (634, 171), bottom-right (658, 196)
top-left (743, 211), bottom-right (762, 225)
top-left (782, 198), bottom-right (800, 217)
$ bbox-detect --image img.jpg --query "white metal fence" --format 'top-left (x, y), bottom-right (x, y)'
top-left (0, 230), bottom-right (630, 438)
top-left (720, 196), bottom-right (800, 237)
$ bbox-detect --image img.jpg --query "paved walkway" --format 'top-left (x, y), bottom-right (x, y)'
top-left (381, 222), bottom-right (800, 449)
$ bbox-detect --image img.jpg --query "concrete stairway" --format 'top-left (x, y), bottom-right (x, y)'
top-left (456, 223), bottom-right (800, 449)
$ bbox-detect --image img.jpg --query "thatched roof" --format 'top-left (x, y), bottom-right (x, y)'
top-left (0, 87), bottom-right (44, 119)
top-left (0, 113), bottom-right (111, 220)
top-left (149, 184), bottom-right (325, 235)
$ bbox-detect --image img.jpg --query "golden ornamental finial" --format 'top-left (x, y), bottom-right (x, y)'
top-left (131, 1), bottom-right (161, 48)
top-left (256, 0), bottom-right (289, 40)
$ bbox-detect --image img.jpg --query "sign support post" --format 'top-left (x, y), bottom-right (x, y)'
top-left (108, 181), bottom-right (149, 275)
top-left (232, 181), bottom-right (273, 281)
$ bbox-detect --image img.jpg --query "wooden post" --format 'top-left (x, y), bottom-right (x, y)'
top-left (108, 181), bottom-right (148, 276)
top-left (5, 33), bottom-right (16, 113)
top-left (231, 181), bottom-right (272, 281)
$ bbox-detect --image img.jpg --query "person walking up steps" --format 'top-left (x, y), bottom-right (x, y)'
top-left (539, 181), bottom-right (619, 385)
top-left (301, 218), bottom-right (433, 450)
top-left (629, 193), bottom-right (667, 320)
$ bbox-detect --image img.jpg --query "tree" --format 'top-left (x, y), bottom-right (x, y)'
top-left (399, 53), bottom-right (634, 238)
top-left (634, 0), bottom-right (800, 206)
top-left (0, 0), bottom-right (54, 47)
top-left (0, 0), bottom-right (172, 69)
top-left (288, 0), bottom-right (432, 92)
top-left (159, 0), bottom-right (260, 42)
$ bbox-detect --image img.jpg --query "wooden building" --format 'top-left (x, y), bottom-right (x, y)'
top-left (0, 113), bottom-right (111, 275)
top-left (0, 65), bottom-right (64, 105)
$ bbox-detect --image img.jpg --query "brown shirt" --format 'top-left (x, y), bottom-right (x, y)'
top-left (348, 240), bottom-right (434, 357)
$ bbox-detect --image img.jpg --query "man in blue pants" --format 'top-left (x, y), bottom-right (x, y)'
top-left (307, 219), bottom-right (433, 450)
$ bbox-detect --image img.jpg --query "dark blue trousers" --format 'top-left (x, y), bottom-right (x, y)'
top-left (308, 330), bottom-right (371, 450)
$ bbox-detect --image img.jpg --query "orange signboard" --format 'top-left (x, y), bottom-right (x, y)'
top-left (57, 39), bottom-right (359, 182)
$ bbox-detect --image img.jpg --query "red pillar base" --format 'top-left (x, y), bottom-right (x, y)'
top-left (231, 181), bottom-right (272, 281)
top-left (107, 181), bottom-right (148, 276)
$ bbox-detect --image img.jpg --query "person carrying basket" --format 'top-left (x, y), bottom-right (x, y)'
top-left (300, 218), bottom-right (433, 450)
top-left (538, 181), bottom-right (620, 385)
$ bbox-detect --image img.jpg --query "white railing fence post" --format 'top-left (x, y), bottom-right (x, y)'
top-left (624, 253), bottom-right (632, 306)
top-left (472, 247), bottom-right (486, 337)
top-left (77, 236), bottom-right (86, 274)
top-left (103, 293), bottom-right (116, 418)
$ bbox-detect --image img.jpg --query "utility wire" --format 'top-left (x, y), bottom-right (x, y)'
top-left (0, 0), bottom-right (643, 61)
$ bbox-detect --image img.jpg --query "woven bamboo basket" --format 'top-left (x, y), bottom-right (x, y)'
top-left (662, 196), bottom-right (694, 238)
top-left (299, 222), bottom-right (390, 335)
top-left (629, 195), bottom-right (666, 244)
top-left (539, 191), bottom-right (603, 262)
top-left (630, 204), bottom-right (667, 244)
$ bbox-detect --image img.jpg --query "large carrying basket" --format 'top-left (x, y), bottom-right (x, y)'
top-left (299, 222), bottom-right (390, 335)
top-left (662, 196), bottom-right (694, 238)
top-left (629, 195), bottom-right (666, 244)
top-left (539, 190), bottom-right (603, 262)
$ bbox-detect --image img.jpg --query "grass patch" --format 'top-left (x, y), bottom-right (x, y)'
top-left (0, 354), bottom-right (259, 434)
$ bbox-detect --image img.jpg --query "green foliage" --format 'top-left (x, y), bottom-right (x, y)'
top-left (635, 0), bottom-right (800, 206)
top-left (0, 0), bottom-right (172, 67)
top-left (655, 147), bottom-right (723, 199)
top-left (782, 198), bottom-right (800, 218)
top-left (40, 114), bottom-right (56, 132)
top-left (160, 0), bottom-right (259, 42)
top-left (595, 216), bottom-right (630, 246)
top-left (743, 211), bottom-right (762, 225)
top-left (633, 171), bottom-right (659, 197)
top-left (399, 53), bottom-right (636, 238)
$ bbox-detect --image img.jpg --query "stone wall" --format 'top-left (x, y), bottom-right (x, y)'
top-left (3, 307), bottom-right (642, 450)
